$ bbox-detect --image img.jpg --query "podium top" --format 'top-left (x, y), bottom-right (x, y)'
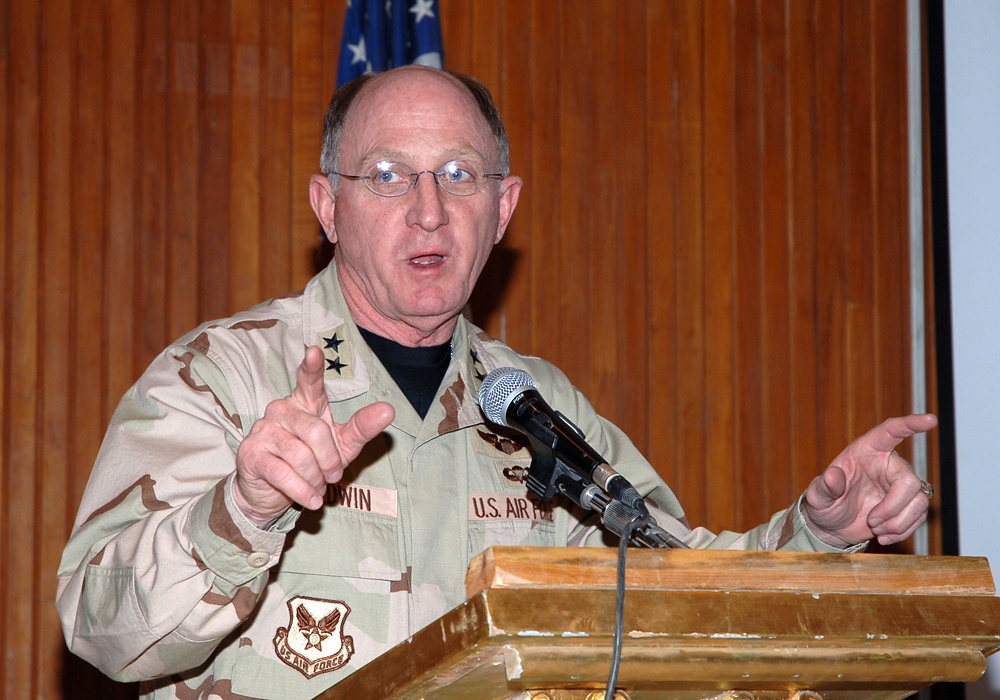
top-left (467, 546), bottom-right (998, 598)
top-left (322, 548), bottom-right (1000, 700)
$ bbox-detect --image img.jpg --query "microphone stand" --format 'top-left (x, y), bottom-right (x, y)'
top-left (519, 414), bottom-right (688, 550)
top-left (509, 407), bottom-right (689, 699)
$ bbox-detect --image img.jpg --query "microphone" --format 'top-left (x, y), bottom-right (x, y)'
top-left (478, 367), bottom-right (648, 515)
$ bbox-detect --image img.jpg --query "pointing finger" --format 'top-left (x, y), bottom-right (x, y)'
top-left (291, 346), bottom-right (330, 416)
top-left (862, 414), bottom-right (938, 453)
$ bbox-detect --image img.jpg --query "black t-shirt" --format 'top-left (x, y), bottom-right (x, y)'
top-left (358, 327), bottom-right (451, 419)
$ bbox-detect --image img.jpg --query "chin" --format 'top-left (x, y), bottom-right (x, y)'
top-left (400, 286), bottom-right (467, 317)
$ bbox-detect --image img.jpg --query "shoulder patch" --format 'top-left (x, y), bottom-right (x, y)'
top-left (274, 597), bottom-right (354, 678)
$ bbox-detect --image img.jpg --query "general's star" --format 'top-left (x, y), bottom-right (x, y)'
top-left (327, 357), bottom-right (348, 374)
top-left (410, 0), bottom-right (435, 23)
top-left (348, 36), bottom-right (367, 65)
top-left (324, 333), bottom-right (345, 352)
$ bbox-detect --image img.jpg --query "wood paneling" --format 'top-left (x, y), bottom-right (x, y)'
top-left (0, 1), bottom-right (921, 697)
top-left (455, 0), bottom-right (916, 540)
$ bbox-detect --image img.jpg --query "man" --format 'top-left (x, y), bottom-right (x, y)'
top-left (57, 66), bottom-right (936, 699)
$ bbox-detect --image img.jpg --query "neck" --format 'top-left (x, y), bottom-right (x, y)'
top-left (338, 267), bottom-right (460, 348)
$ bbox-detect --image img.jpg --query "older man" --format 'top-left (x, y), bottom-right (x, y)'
top-left (57, 66), bottom-right (936, 699)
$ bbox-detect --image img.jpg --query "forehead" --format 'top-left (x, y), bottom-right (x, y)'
top-left (340, 69), bottom-right (497, 165)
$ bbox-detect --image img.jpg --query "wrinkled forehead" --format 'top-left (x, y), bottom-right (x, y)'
top-left (342, 68), bottom-right (497, 163)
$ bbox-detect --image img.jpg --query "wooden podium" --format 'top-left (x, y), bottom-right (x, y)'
top-left (317, 547), bottom-right (1000, 700)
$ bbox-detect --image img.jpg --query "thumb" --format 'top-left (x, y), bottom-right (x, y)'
top-left (807, 465), bottom-right (848, 510)
top-left (291, 346), bottom-right (330, 415)
top-left (335, 402), bottom-right (396, 463)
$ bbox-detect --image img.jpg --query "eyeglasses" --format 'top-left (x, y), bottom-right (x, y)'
top-left (330, 160), bottom-right (503, 197)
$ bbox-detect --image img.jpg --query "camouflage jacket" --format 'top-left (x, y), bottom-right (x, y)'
top-left (57, 262), bottom-right (848, 699)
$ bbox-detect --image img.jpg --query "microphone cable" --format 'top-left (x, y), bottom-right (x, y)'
top-left (605, 516), bottom-right (648, 699)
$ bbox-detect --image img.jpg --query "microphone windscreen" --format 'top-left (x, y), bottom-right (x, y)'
top-left (478, 367), bottom-right (536, 426)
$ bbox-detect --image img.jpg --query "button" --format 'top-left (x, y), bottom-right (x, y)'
top-left (247, 552), bottom-right (269, 568)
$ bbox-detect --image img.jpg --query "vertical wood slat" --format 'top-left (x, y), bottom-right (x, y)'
top-left (0, 0), bottom-right (8, 686)
top-left (105, 0), bottom-right (138, 405)
top-left (556, 0), bottom-right (591, 388)
top-left (260, 0), bottom-right (293, 301)
top-left (197, 0), bottom-right (231, 323)
top-left (475, 0), bottom-right (529, 350)
top-left (759, 0), bottom-right (793, 514)
top-left (230, 0), bottom-right (262, 313)
top-left (872, 1), bottom-right (910, 435)
top-left (813, 0), bottom-right (850, 468)
top-left (167, 0), bottom-right (201, 343)
top-left (644, 0), bottom-right (681, 510)
top-left (787, 0), bottom-right (821, 504)
top-left (842, 1), bottom-right (878, 440)
top-left (69, 0), bottom-right (107, 527)
top-left (614, 0), bottom-right (649, 454)
top-left (702, 0), bottom-right (737, 529)
top-left (0, 1), bottom-right (919, 697)
top-left (6, 3), bottom-right (40, 698)
top-left (672, 0), bottom-right (708, 528)
top-left (732, 0), bottom-right (764, 528)
top-left (290, 0), bottom-right (326, 285)
top-left (524, 0), bottom-right (560, 366)
top-left (37, 2), bottom-right (73, 696)
top-left (138, 0), bottom-right (169, 370)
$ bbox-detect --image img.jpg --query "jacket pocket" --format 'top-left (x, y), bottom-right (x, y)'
top-left (230, 506), bottom-right (401, 699)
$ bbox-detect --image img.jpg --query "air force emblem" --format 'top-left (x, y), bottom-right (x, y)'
top-left (274, 597), bottom-right (354, 678)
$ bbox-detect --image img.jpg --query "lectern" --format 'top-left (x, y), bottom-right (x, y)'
top-left (317, 547), bottom-right (1000, 700)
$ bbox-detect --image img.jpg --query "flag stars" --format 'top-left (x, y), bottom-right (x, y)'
top-left (410, 0), bottom-right (435, 23)
top-left (327, 357), bottom-right (348, 375)
top-left (347, 36), bottom-right (367, 65)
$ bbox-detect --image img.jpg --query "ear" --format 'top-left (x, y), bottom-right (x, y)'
top-left (494, 176), bottom-right (522, 244)
top-left (309, 174), bottom-right (338, 244)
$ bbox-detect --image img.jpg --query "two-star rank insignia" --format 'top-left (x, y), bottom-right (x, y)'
top-left (319, 327), bottom-right (353, 379)
top-left (470, 348), bottom-right (486, 381)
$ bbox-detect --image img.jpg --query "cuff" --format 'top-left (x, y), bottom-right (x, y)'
top-left (188, 474), bottom-right (297, 586)
top-left (794, 496), bottom-right (868, 554)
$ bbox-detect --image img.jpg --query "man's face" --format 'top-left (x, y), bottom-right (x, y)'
top-left (311, 68), bottom-right (521, 346)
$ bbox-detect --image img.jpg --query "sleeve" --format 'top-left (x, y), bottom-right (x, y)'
top-left (552, 379), bottom-right (864, 554)
top-left (55, 342), bottom-right (300, 682)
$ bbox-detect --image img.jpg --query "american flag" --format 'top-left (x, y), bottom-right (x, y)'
top-left (337, 0), bottom-right (445, 87)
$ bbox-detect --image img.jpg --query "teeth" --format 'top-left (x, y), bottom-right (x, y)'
top-left (411, 255), bottom-right (442, 265)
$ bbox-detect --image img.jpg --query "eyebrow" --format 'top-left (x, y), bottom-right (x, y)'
top-left (355, 146), bottom-right (489, 170)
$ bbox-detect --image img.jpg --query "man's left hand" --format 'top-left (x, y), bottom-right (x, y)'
top-left (802, 414), bottom-right (939, 548)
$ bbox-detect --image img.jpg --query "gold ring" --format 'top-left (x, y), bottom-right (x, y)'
top-left (920, 480), bottom-right (935, 497)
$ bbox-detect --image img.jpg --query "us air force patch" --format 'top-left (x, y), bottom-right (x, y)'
top-left (274, 597), bottom-right (354, 678)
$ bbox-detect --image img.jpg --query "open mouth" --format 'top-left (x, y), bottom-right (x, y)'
top-left (409, 254), bottom-right (445, 266)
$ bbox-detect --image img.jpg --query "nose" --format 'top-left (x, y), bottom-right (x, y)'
top-left (405, 171), bottom-right (449, 232)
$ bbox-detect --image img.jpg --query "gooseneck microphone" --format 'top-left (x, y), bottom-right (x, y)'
top-left (478, 367), bottom-right (648, 515)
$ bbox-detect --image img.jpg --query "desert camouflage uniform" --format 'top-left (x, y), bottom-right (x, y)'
top-left (57, 262), bottom-right (851, 699)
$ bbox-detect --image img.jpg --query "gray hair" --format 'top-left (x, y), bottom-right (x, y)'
top-left (318, 68), bottom-right (511, 181)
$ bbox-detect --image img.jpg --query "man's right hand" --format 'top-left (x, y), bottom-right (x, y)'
top-left (233, 345), bottom-right (395, 528)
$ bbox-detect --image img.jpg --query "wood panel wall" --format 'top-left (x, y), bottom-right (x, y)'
top-left (0, 1), bottom-right (922, 698)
